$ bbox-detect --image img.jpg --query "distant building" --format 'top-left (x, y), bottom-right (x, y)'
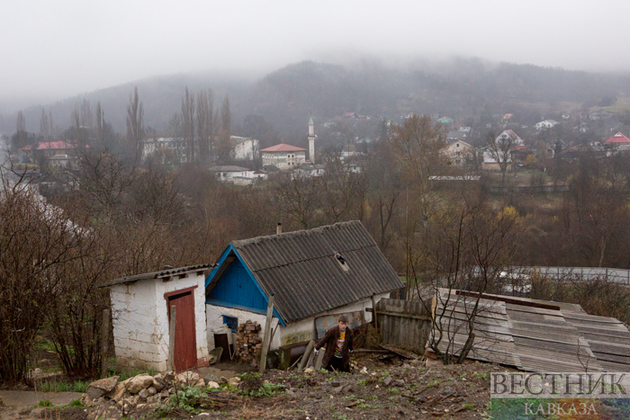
top-left (342, 112), bottom-right (367, 120)
top-left (142, 137), bottom-right (186, 163)
top-left (604, 132), bottom-right (630, 151)
top-left (444, 140), bottom-right (476, 167)
top-left (20, 140), bottom-right (80, 163)
top-left (535, 120), bottom-right (559, 131)
top-left (261, 143), bottom-right (307, 170)
top-left (589, 112), bottom-right (613, 120)
top-left (230, 136), bottom-right (259, 161)
top-left (482, 130), bottom-right (523, 171)
top-left (208, 165), bottom-right (267, 185)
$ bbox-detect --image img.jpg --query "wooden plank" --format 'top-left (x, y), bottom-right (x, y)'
top-left (371, 294), bottom-right (378, 329)
top-left (259, 295), bottom-right (275, 373)
top-left (375, 309), bottom-right (432, 321)
top-left (298, 340), bottom-right (315, 371)
top-left (169, 305), bottom-right (176, 372)
top-left (101, 309), bottom-right (110, 378)
top-left (380, 344), bottom-right (419, 359)
top-left (314, 347), bottom-right (325, 370)
top-left (456, 290), bottom-right (561, 311)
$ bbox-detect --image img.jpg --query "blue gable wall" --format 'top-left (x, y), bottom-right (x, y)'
top-left (208, 257), bottom-right (267, 311)
top-left (206, 245), bottom-right (286, 326)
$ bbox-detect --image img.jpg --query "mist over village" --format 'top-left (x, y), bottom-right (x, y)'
top-left (3, 1), bottom-right (630, 419)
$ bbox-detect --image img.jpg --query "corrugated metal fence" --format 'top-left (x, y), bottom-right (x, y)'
top-left (506, 266), bottom-right (630, 285)
top-left (375, 298), bottom-right (433, 354)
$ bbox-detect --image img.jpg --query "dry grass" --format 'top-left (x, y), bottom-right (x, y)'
top-left (235, 402), bottom-right (290, 419)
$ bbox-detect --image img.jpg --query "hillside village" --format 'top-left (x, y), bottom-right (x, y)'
top-left (4, 64), bottom-right (630, 419)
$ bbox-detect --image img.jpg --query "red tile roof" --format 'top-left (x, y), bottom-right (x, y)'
top-left (604, 132), bottom-right (630, 144)
top-left (261, 143), bottom-right (306, 152)
top-left (20, 141), bottom-right (77, 151)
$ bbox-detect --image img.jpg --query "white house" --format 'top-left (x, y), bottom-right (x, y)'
top-left (205, 221), bottom-right (405, 351)
top-left (261, 143), bottom-right (307, 170)
top-left (444, 140), bottom-right (476, 166)
top-left (101, 264), bottom-right (213, 372)
top-left (535, 120), bottom-right (559, 131)
top-left (208, 165), bottom-right (252, 182)
top-left (142, 137), bottom-right (187, 163)
top-left (482, 130), bottom-right (523, 170)
top-left (230, 136), bottom-right (259, 161)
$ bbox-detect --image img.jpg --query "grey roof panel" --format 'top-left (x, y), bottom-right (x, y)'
top-left (432, 289), bottom-right (630, 372)
top-left (232, 221), bottom-right (404, 324)
top-left (101, 263), bottom-right (214, 287)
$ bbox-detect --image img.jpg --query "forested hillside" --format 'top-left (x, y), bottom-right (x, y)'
top-left (4, 58), bottom-right (630, 138)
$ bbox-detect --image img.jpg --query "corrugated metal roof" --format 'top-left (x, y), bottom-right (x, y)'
top-left (100, 263), bottom-right (214, 288)
top-left (431, 289), bottom-right (630, 372)
top-left (231, 221), bottom-right (404, 324)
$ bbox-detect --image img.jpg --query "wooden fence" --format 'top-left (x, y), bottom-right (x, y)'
top-left (375, 298), bottom-right (434, 354)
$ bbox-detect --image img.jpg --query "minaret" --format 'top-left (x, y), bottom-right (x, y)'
top-left (308, 116), bottom-right (316, 164)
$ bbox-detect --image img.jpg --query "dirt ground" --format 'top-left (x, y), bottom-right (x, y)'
top-left (1, 353), bottom-right (500, 419)
top-left (207, 354), bottom-right (499, 420)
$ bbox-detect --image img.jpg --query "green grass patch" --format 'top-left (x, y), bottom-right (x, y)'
top-left (36, 379), bottom-right (89, 393)
top-left (38, 400), bottom-right (53, 407)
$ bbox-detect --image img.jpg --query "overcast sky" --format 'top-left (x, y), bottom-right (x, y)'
top-left (2, 0), bottom-right (629, 110)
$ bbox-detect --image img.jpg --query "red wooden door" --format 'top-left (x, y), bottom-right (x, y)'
top-left (168, 291), bottom-right (197, 371)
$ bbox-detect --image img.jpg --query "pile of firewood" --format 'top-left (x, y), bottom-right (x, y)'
top-left (234, 320), bottom-right (262, 361)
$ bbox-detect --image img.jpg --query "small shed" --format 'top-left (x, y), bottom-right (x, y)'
top-left (101, 264), bottom-right (213, 372)
top-left (205, 221), bottom-right (405, 351)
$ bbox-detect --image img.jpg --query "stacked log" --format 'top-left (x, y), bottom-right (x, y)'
top-left (235, 320), bottom-right (262, 361)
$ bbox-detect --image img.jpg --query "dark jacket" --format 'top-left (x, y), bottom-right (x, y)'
top-left (315, 325), bottom-right (354, 369)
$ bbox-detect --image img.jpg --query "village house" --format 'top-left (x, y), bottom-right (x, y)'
top-left (20, 140), bottom-right (81, 164)
top-left (100, 221), bottom-right (403, 372)
top-left (208, 165), bottom-right (266, 185)
top-left (444, 139), bottom-right (476, 167)
top-left (535, 119), bottom-right (559, 131)
top-left (230, 136), bottom-right (259, 161)
top-left (141, 137), bottom-right (187, 163)
top-left (205, 221), bottom-right (405, 353)
top-left (603, 132), bottom-right (630, 152)
top-left (261, 143), bottom-right (307, 170)
top-left (482, 130), bottom-right (524, 171)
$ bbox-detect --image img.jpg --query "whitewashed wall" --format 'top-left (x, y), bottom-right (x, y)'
top-left (206, 305), bottom-right (281, 350)
top-left (111, 273), bottom-right (208, 372)
top-left (111, 281), bottom-right (163, 370)
top-left (206, 291), bottom-right (389, 351)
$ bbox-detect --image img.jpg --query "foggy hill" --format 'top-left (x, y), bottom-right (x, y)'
top-left (5, 58), bottom-right (630, 138)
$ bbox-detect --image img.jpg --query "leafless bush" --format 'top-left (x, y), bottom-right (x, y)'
top-left (530, 273), bottom-right (630, 324)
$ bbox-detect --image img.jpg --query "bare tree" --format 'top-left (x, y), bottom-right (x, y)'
top-left (416, 194), bottom-right (521, 364)
top-left (80, 99), bottom-right (93, 129)
top-left (96, 102), bottom-right (105, 148)
top-left (126, 87), bottom-right (144, 160)
top-left (181, 87), bottom-right (195, 163)
top-left (196, 89), bottom-right (216, 165)
top-left (0, 175), bottom-right (84, 382)
top-left (365, 140), bottom-right (401, 251)
top-left (15, 110), bottom-right (27, 150)
top-left (39, 109), bottom-right (51, 140)
top-left (274, 172), bottom-right (319, 230)
top-left (221, 94), bottom-right (231, 135)
top-left (389, 115), bottom-right (446, 228)
top-left (485, 131), bottom-right (517, 188)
